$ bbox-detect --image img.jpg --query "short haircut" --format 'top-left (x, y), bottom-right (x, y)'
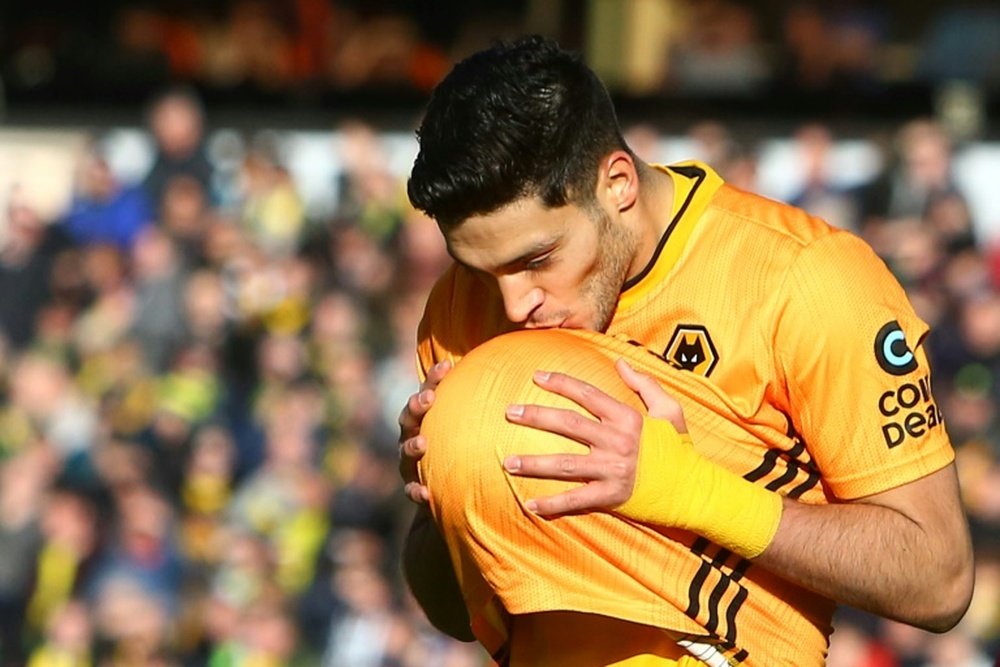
top-left (408, 35), bottom-right (631, 227)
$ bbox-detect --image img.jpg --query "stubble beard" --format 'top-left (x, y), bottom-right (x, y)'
top-left (586, 210), bottom-right (637, 333)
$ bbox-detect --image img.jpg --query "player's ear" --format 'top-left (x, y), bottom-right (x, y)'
top-left (597, 150), bottom-right (639, 213)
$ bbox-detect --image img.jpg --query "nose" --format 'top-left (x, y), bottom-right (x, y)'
top-left (497, 276), bottom-right (544, 324)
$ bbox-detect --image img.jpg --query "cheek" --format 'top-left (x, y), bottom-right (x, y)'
top-left (545, 262), bottom-right (594, 299)
top-left (560, 241), bottom-right (604, 292)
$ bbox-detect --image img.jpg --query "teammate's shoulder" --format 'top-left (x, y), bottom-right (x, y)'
top-left (425, 262), bottom-right (489, 313)
top-left (421, 262), bottom-right (512, 357)
top-left (426, 261), bottom-right (460, 302)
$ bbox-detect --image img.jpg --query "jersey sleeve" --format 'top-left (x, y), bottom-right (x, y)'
top-left (415, 266), bottom-right (455, 382)
top-left (775, 231), bottom-right (954, 500)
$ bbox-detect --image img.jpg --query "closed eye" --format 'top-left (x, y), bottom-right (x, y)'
top-left (523, 254), bottom-right (552, 272)
top-left (493, 252), bottom-right (555, 275)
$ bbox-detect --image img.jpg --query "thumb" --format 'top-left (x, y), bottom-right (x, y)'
top-left (615, 359), bottom-right (687, 433)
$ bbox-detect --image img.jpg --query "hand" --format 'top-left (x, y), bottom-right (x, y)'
top-left (502, 359), bottom-right (686, 515)
top-left (398, 359), bottom-right (452, 504)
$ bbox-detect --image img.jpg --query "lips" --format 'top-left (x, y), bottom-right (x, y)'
top-left (525, 318), bottom-right (571, 330)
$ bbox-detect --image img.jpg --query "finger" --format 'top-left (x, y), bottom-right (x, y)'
top-left (404, 481), bottom-right (431, 505)
top-left (398, 435), bottom-right (427, 482)
top-left (615, 359), bottom-right (687, 432)
top-left (398, 388), bottom-right (435, 439)
top-left (422, 359), bottom-right (452, 391)
top-left (524, 482), bottom-right (627, 515)
top-left (503, 452), bottom-right (620, 482)
top-left (400, 434), bottom-right (427, 461)
top-left (506, 403), bottom-right (612, 449)
top-left (397, 359), bottom-right (451, 436)
top-left (532, 370), bottom-right (635, 422)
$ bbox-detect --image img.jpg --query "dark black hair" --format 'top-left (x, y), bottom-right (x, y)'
top-left (407, 35), bottom-right (631, 226)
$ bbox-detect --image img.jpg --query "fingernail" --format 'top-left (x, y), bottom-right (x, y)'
top-left (525, 499), bottom-right (538, 512)
top-left (506, 404), bottom-right (524, 418)
top-left (419, 390), bottom-right (432, 405)
top-left (534, 371), bottom-right (550, 382)
top-left (504, 456), bottom-right (521, 472)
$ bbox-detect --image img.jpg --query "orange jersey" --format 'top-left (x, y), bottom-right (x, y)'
top-left (415, 162), bottom-right (955, 665)
top-left (422, 329), bottom-right (831, 666)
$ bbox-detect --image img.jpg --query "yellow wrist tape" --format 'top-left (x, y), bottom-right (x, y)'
top-left (615, 417), bottom-right (783, 560)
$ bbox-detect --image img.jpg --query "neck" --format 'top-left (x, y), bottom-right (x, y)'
top-left (627, 163), bottom-right (675, 279)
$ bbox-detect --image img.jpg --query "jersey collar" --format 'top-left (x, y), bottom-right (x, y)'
top-left (617, 161), bottom-right (724, 312)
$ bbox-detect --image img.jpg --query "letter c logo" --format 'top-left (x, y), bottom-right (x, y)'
top-left (875, 321), bottom-right (918, 376)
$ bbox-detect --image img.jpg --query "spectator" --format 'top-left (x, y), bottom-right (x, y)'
top-left (0, 450), bottom-right (51, 666)
top-left (25, 599), bottom-right (94, 667)
top-left (862, 119), bottom-right (969, 227)
top-left (130, 227), bottom-right (190, 373)
top-left (226, 384), bottom-right (331, 595)
top-left (89, 575), bottom-right (177, 666)
top-left (63, 150), bottom-right (153, 250)
top-left (685, 120), bottom-right (760, 192)
top-left (8, 354), bottom-right (98, 464)
top-left (177, 426), bottom-right (236, 567)
top-left (72, 246), bottom-right (135, 360)
top-left (63, 147), bottom-right (153, 251)
top-left (86, 485), bottom-right (183, 617)
top-left (159, 175), bottom-right (214, 267)
top-left (142, 88), bottom-right (214, 213)
top-left (787, 122), bottom-right (861, 231)
top-left (211, 598), bottom-right (302, 666)
top-left (333, 120), bottom-right (408, 247)
top-left (22, 485), bottom-right (101, 651)
top-left (238, 138), bottom-right (306, 259)
top-left (321, 562), bottom-right (410, 667)
top-left (0, 192), bottom-right (72, 350)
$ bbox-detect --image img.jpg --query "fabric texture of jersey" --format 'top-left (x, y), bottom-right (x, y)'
top-left (415, 161), bottom-right (955, 665)
top-left (421, 328), bottom-right (825, 666)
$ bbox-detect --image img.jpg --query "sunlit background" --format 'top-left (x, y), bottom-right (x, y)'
top-left (0, 1), bottom-right (998, 666)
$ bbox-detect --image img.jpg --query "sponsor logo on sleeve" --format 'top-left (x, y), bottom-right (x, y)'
top-left (874, 321), bottom-right (918, 376)
top-left (878, 374), bottom-right (944, 448)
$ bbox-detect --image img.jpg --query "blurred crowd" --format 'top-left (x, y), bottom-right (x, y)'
top-left (0, 86), bottom-right (998, 667)
top-left (0, 89), bottom-right (475, 667)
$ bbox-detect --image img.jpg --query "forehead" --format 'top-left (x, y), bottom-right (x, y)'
top-left (444, 198), bottom-right (581, 269)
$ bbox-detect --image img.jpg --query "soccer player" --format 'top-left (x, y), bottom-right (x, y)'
top-left (398, 35), bottom-right (973, 664)
top-left (420, 327), bottom-right (825, 665)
